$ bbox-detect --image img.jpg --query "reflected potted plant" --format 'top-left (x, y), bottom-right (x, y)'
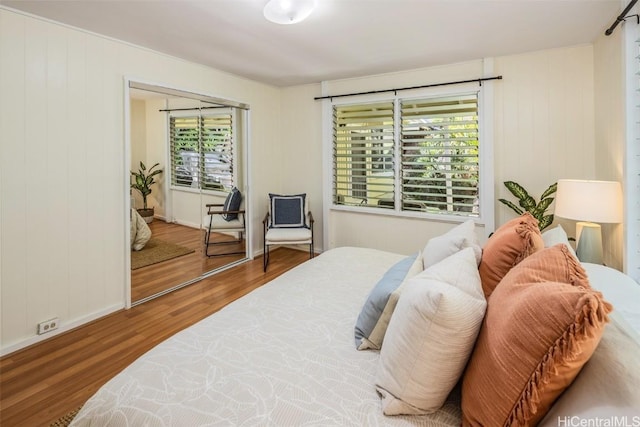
top-left (131, 161), bottom-right (163, 223)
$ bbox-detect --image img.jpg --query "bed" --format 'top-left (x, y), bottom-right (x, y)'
top-left (71, 221), bottom-right (640, 426)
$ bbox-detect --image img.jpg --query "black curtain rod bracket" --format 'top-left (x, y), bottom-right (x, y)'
top-left (314, 76), bottom-right (502, 101)
top-left (605, 0), bottom-right (639, 35)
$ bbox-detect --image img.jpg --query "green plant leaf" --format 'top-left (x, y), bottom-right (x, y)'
top-left (540, 182), bottom-right (558, 200)
top-left (504, 181), bottom-right (529, 201)
top-left (140, 161), bottom-right (146, 171)
top-left (532, 197), bottom-right (554, 218)
top-left (519, 195), bottom-right (536, 211)
top-left (539, 214), bottom-right (554, 231)
top-left (498, 198), bottom-right (523, 215)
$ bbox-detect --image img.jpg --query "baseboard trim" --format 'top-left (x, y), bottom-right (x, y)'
top-left (0, 303), bottom-right (124, 357)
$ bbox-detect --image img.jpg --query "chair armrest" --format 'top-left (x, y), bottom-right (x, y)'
top-left (207, 209), bottom-right (245, 215)
top-left (262, 212), bottom-right (270, 225)
top-left (307, 211), bottom-right (314, 225)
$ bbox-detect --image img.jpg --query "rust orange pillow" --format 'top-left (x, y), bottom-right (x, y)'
top-left (461, 247), bottom-right (612, 427)
top-left (499, 243), bottom-right (591, 289)
top-left (479, 212), bottom-right (544, 297)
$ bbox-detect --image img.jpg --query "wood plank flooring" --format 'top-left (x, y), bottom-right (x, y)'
top-left (132, 220), bottom-right (246, 302)
top-left (0, 248), bottom-right (309, 427)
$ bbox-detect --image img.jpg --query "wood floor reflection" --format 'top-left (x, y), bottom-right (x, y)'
top-left (131, 221), bottom-right (245, 302)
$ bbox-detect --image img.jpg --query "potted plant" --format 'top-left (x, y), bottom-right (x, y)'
top-left (498, 181), bottom-right (557, 231)
top-left (131, 161), bottom-right (163, 223)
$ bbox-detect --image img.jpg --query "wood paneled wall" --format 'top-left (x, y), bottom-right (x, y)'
top-left (0, 7), bottom-right (281, 354)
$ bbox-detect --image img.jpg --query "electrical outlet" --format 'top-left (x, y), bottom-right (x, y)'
top-left (37, 318), bottom-right (59, 335)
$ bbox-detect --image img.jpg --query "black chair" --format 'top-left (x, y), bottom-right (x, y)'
top-left (203, 188), bottom-right (245, 257)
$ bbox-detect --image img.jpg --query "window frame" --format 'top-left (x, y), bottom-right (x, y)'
top-left (326, 83), bottom-right (493, 225)
top-left (168, 108), bottom-right (237, 196)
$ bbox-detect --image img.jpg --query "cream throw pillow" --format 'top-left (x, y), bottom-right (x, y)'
top-left (131, 208), bottom-right (151, 251)
top-left (376, 247), bottom-right (486, 415)
top-left (360, 253), bottom-right (424, 350)
top-left (542, 224), bottom-right (577, 257)
top-left (422, 219), bottom-right (482, 268)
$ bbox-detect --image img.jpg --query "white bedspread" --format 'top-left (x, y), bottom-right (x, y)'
top-left (71, 247), bottom-right (462, 427)
top-left (583, 262), bottom-right (640, 334)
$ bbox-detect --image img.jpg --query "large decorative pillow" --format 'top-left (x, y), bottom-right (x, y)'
top-left (539, 312), bottom-right (640, 425)
top-left (478, 212), bottom-right (544, 298)
top-left (131, 208), bottom-right (151, 251)
top-left (422, 219), bottom-right (482, 268)
top-left (376, 248), bottom-right (486, 415)
top-left (501, 243), bottom-right (590, 289)
top-left (357, 253), bottom-right (423, 350)
top-left (269, 193), bottom-right (306, 228)
top-left (461, 246), bottom-right (612, 427)
top-left (354, 254), bottom-right (420, 350)
top-left (542, 224), bottom-right (577, 257)
top-left (222, 187), bottom-right (242, 221)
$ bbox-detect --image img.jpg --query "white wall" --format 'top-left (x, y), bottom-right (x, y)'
top-left (0, 7), bottom-right (281, 354)
top-left (0, 6), bottom-right (628, 354)
top-left (493, 45), bottom-right (596, 237)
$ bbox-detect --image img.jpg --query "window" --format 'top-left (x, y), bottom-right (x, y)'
top-left (170, 112), bottom-right (234, 192)
top-left (333, 92), bottom-right (480, 217)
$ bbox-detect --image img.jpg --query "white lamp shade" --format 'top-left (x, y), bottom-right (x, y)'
top-left (263, 0), bottom-right (317, 24)
top-left (555, 179), bottom-right (623, 223)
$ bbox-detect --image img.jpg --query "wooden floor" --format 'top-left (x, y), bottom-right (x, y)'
top-left (0, 248), bottom-right (310, 427)
top-left (132, 220), bottom-right (246, 302)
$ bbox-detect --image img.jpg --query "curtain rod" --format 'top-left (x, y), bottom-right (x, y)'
top-left (313, 76), bottom-right (502, 101)
top-left (605, 0), bottom-right (638, 35)
top-left (158, 106), bottom-right (230, 112)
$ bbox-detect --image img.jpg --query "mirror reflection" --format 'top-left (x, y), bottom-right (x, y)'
top-left (128, 83), bottom-right (249, 304)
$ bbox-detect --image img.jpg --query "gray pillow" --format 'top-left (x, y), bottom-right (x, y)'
top-left (354, 254), bottom-right (417, 349)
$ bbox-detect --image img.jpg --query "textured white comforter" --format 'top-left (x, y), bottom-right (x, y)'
top-left (71, 247), bottom-right (462, 427)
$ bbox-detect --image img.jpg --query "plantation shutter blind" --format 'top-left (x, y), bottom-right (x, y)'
top-left (400, 94), bottom-right (479, 215)
top-left (333, 102), bottom-right (395, 208)
top-left (170, 113), bottom-right (234, 191)
top-left (170, 116), bottom-right (199, 188)
top-left (201, 114), bottom-right (233, 191)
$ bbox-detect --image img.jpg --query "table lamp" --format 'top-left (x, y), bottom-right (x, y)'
top-left (554, 179), bottom-right (623, 264)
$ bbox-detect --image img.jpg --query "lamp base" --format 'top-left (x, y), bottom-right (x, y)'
top-left (575, 222), bottom-right (603, 264)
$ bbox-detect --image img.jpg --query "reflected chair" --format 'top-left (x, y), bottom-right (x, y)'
top-left (203, 188), bottom-right (245, 257)
top-left (263, 193), bottom-right (314, 272)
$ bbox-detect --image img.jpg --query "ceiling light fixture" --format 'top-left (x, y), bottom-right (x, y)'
top-left (263, 0), bottom-right (317, 25)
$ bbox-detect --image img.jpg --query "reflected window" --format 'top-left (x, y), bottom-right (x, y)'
top-left (170, 112), bottom-right (234, 192)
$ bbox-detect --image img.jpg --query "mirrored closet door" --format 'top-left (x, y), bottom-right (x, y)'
top-left (127, 81), bottom-right (250, 305)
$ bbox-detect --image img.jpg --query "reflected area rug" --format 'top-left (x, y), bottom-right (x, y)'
top-left (131, 238), bottom-right (195, 270)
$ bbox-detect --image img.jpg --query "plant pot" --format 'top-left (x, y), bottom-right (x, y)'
top-left (137, 208), bottom-right (154, 223)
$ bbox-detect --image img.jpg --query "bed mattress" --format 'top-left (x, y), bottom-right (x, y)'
top-left (71, 247), bottom-right (462, 426)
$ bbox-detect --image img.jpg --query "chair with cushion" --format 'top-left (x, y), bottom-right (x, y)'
top-left (203, 187), bottom-right (245, 257)
top-left (262, 193), bottom-right (314, 272)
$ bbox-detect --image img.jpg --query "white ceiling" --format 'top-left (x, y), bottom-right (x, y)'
top-left (1, 0), bottom-right (624, 87)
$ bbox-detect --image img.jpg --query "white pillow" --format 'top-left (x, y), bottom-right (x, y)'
top-left (422, 219), bottom-right (482, 268)
top-left (131, 208), bottom-right (151, 251)
top-left (375, 247), bottom-right (486, 415)
top-left (360, 253), bottom-right (424, 350)
top-left (542, 224), bottom-right (576, 257)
